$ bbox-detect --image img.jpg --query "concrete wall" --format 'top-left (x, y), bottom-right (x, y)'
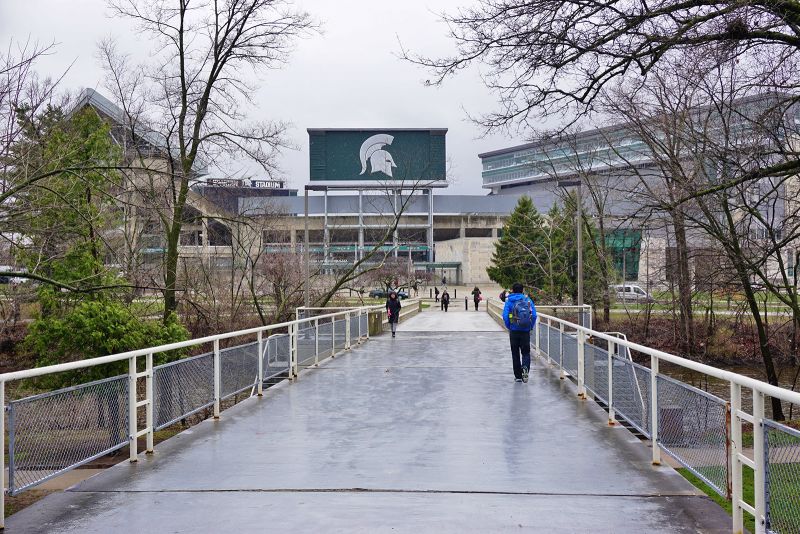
top-left (435, 237), bottom-right (497, 284)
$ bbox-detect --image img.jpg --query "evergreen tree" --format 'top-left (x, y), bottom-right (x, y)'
top-left (487, 196), bottom-right (548, 290)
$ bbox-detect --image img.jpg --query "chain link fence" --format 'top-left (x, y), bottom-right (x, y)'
top-left (220, 342), bottom-right (260, 400)
top-left (656, 374), bottom-right (729, 497)
top-left (264, 334), bottom-right (290, 381)
top-left (297, 323), bottom-right (318, 369)
top-left (765, 419), bottom-right (800, 534)
top-left (583, 341), bottom-right (609, 404)
top-left (8, 375), bottom-right (129, 495)
top-left (334, 318), bottom-right (347, 351)
top-left (611, 355), bottom-right (651, 438)
top-left (154, 352), bottom-right (214, 430)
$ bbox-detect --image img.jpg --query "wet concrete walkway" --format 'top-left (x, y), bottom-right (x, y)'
top-left (7, 311), bottom-right (731, 533)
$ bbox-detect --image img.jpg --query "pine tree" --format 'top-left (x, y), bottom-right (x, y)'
top-left (487, 196), bottom-right (548, 290)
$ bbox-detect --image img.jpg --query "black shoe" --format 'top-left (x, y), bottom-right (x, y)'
top-left (515, 378), bottom-right (523, 383)
top-left (522, 367), bottom-right (529, 383)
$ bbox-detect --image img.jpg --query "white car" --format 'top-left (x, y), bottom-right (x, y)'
top-left (611, 284), bottom-right (654, 303)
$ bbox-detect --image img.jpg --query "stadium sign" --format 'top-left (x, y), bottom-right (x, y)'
top-left (308, 129), bottom-right (447, 184)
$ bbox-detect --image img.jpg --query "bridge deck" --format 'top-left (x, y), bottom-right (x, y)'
top-left (8, 310), bottom-right (731, 532)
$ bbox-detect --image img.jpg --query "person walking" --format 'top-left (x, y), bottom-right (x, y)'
top-left (434, 286), bottom-right (440, 302)
top-left (502, 283), bottom-right (537, 383)
top-left (499, 289), bottom-right (508, 302)
top-left (386, 291), bottom-right (402, 338)
top-left (471, 286), bottom-right (482, 311)
top-left (441, 289), bottom-right (450, 312)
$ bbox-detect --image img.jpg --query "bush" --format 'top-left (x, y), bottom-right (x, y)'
top-left (24, 301), bottom-right (189, 388)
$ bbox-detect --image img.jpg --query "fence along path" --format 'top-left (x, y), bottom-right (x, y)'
top-left (5, 305), bottom-right (735, 532)
top-left (487, 298), bottom-right (800, 534)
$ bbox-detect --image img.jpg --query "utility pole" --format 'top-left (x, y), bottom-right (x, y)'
top-left (577, 180), bottom-right (583, 311)
top-left (304, 186), bottom-right (310, 308)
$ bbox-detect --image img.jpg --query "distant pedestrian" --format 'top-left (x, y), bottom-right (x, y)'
top-left (499, 289), bottom-right (508, 302)
top-left (441, 289), bottom-right (450, 312)
top-left (386, 291), bottom-right (402, 338)
top-left (502, 283), bottom-right (537, 383)
top-left (471, 286), bottom-right (482, 311)
top-left (442, 275), bottom-right (447, 286)
top-left (434, 286), bottom-right (440, 302)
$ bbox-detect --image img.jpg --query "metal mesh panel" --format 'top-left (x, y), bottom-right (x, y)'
top-left (612, 355), bottom-right (651, 437)
top-left (264, 334), bottom-right (290, 380)
top-left (220, 342), bottom-right (259, 399)
top-left (562, 333), bottom-right (578, 376)
top-left (334, 318), bottom-right (347, 350)
top-left (154, 352), bottom-right (214, 430)
top-left (297, 323), bottom-right (318, 368)
top-left (656, 375), bottom-right (728, 497)
top-left (349, 314), bottom-right (360, 343)
top-left (359, 313), bottom-right (368, 339)
top-left (316, 321), bottom-right (333, 359)
top-left (8, 375), bottom-right (128, 495)
top-left (547, 325), bottom-right (559, 364)
top-left (585, 343), bottom-right (609, 403)
top-left (765, 419), bottom-right (800, 534)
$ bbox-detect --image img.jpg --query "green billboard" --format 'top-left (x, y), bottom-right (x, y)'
top-left (308, 129), bottom-right (447, 182)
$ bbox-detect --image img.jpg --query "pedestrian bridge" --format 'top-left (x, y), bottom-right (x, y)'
top-left (2, 302), bottom-right (799, 533)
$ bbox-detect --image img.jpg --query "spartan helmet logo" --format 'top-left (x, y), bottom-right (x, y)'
top-left (359, 134), bottom-right (397, 177)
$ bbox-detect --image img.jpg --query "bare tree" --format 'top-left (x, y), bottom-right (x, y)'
top-left (99, 0), bottom-right (317, 323)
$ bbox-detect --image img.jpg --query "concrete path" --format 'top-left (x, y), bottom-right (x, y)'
top-left (401, 306), bottom-right (503, 332)
top-left (7, 311), bottom-right (731, 533)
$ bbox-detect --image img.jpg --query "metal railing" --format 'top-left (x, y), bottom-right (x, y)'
top-left (0, 305), bottom-right (378, 528)
top-left (505, 301), bottom-right (800, 534)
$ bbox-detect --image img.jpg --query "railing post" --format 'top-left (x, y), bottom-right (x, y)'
top-left (753, 389), bottom-right (767, 533)
top-left (577, 330), bottom-right (586, 399)
top-left (145, 352), bottom-right (154, 453)
top-left (559, 323), bottom-right (565, 379)
top-left (1, 380), bottom-right (6, 530)
top-left (607, 340), bottom-right (616, 425)
top-left (315, 318), bottom-right (320, 365)
top-left (128, 356), bottom-right (138, 462)
top-left (345, 312), bottom-right (351, 350)
top-left (331, 316), bottom-right (336, 358)
top-left (213, 339), bottom-right (221, 418)
top-left (292, 323), bottom-right (299, 377)
top-left (257, 331), bottom-right (264, 396)
top-left (546, 318), bottom-right (551, 364)
top-left (650, 354), bottom-right (660, 465)
top-left (535, 319), bottom-right (540, 359)
top-left (357, 309), bottom-right (362, 341)
top-left (730, 382), bottom-right (744, 533)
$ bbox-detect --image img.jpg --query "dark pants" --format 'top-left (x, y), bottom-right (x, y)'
top-left (442, 301), bottom-right (449, 312)
top-left (474, 299), bottom-right (479, 310)
top-left (509, 330), bottom-right (531, 379)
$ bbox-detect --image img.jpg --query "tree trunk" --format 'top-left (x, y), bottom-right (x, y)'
top-left (671, 209), bottom-right (695, 357)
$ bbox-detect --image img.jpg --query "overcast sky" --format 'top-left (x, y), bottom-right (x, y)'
top-left (1, 0), bottom-right (528, 195)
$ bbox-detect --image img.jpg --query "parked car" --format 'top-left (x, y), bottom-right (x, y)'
top-left (611, 284), bottom-right (654, 303)
top-left (369, 288), bottom-right (409, 299)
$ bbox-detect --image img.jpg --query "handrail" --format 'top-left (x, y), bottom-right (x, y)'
top-left (540, 311), bottom-right (800, 405)
top-left (0, 307), bottom-right (362, 383)
top-left (535, 310), bottom-right (800, 534)
top-left (0, 304), bottom-right (375, 528)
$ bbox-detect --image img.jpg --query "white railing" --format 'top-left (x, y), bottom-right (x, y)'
top-left (0, 305), bottom-right (376, 528)
top-left (528, 308), bottom-right (800, 534)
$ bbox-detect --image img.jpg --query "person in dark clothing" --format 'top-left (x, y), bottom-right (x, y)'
top-left (386, 291), bottom-right (402, 338)
top-left (502, 283), bottom-right (538, 383)
top-left (441, 290), bottom-right (450, 312)
top-left (434, 287), bottom-right (440, 302)
top-left (499, 289), bottom-right (508, 302)
top-left (471, 286), bottom-right (482, 311)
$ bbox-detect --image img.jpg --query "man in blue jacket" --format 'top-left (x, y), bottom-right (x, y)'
top-left (502, 283), bottom-right (537, 383)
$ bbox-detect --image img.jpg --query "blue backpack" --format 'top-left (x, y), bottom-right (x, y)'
top-left (511, 299), bottom-right (532, 329)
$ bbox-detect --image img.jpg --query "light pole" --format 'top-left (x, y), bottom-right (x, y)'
top-left (304, 186), bottom-right (310, 308)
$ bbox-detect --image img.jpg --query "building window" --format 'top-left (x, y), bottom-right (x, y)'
top-left (465, 228), bottom-right (492, 238)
